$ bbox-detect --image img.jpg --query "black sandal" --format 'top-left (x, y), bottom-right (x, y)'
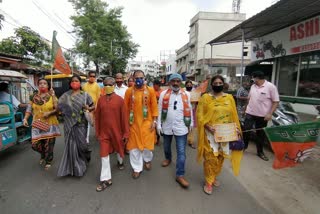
top-left (96, 180), bottom-right (112, 192)
top-left (258, 153), bottom-right (269, 161)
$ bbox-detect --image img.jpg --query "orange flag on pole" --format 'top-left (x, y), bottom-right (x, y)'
top-left (51, 31), bottom-right (71, 74)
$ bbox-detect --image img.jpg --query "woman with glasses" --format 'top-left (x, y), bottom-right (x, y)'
top-left (197, 75), bottom-right (243, 195)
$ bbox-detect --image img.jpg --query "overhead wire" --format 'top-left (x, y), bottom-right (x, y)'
top-left (32, 0), bottom-right (76, 43)
top-left (0, 8), bottom-right (71, 51)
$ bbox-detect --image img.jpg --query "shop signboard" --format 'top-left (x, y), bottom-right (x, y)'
top-left (251, 15), bottom-right (320, 61)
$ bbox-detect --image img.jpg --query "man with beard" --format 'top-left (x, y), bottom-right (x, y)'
top-left (95, 77), bottom-right (129, 192)
top-left (124, 70), bottom-right (158, 179)
top-left (114, 73), bottom-right (128, 99)
top-left (157, 73), bottom-right (193, 188)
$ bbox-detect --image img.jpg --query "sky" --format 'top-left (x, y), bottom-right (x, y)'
top-left (0, 0), bottom-right (277, 62)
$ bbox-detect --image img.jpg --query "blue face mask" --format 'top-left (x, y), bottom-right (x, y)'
top-left (135, 78), bottom-right (144, 87)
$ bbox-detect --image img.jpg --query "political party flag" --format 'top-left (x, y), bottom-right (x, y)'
top-left (264, 121), bottom-right (320, 169)
top-left (196, 79), bottom-right (208, 93)
top-left (51, 31), bottom-right (71, 74)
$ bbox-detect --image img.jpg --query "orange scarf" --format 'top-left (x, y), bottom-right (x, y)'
top-left (161, 89), bottom-right (191, 127)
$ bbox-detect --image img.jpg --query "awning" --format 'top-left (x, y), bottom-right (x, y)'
top-left (207, 0), bottom-right (320, 45)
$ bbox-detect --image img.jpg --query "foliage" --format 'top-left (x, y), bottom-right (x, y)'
top-left (69, 0), bottom-right (139, 76)
top-left (0, 26), bottom-right (51, 66)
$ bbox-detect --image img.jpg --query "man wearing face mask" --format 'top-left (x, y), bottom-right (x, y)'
top-left (114, 73), bottom-right (128, 99)
top-left (243, 71), bottom-right (279, 161)
top-left (185, 80), bottom-right (196, 149)
top-left (157, 73), bottom-right (193, 188)
top-left (124, 70), bottom-right (158, 179)
top-left (95, 77), bottom-right (129, 192)
top-left (236, 79), bottom-right (251, 123)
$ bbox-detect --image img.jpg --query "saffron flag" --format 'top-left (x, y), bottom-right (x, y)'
top-left (51, 31), bottom-right (71, 74)
top-left (264, 121), bottom-right (320, 169)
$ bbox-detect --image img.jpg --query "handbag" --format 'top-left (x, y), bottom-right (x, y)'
top-left (229, 138), bottom-right (245, 151)
top-left (32, 119), bottom-right (50, 132)
top-left (84, 92), bottom-right (94, 126)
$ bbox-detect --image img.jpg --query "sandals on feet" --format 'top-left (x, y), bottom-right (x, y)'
top-left (203, 183), bottom-right (213, 195)
top-left (39, 159), bottom-right (45, 165)
top-left (96, 180), bottom-right (112, 192)
top-left (132, 172), bottom-right (140, 179)
top-left (44, 164), bottom-right (51, 171)
top-left (258, 153), bottom-right (269, 161)
top-left (213, 179), bottom-right (220, 187)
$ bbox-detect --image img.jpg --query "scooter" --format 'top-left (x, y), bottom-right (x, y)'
top-left (271, 101), bottom-right (299, 126)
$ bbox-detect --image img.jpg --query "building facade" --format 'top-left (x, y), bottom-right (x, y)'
top-left (176, 12), bottom-right (251, 89)
top-left (126, 60), bottom-right (160, 78)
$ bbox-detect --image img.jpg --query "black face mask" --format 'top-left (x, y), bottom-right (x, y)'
top-left (212, 85), bottom-right (224, 93)
top-left (186, 86), bottom-right (192, 92)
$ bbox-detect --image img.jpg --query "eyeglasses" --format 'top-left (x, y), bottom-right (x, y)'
top-left (173, 100), bottom-right (177, 110)
top-left (89, 76), bottom-right (96, 78)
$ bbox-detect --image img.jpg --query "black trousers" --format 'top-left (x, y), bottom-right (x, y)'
top-left (243, 114), bottom-right (268, 155)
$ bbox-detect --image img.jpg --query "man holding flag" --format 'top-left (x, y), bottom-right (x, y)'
top-left (243, 71), bottom-right (279, 161)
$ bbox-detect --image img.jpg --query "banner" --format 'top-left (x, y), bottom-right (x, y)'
top-left (251, 15), bottom-right (320, 61)
top-left (51, 31), bottom-right (71, 74)
top-left (264, 121), bottom-right (320, 169)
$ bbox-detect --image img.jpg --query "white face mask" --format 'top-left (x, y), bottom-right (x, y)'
top-left (170, 85), bottom-right (180, 92)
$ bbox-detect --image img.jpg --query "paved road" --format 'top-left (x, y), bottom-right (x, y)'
top-left (0, 127), bottom-right (269, 214)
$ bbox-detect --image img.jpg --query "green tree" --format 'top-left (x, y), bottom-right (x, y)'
top-left (0, 26), bottom-right (51, 66)
top-left (69, 0), bottom-right (139, 75)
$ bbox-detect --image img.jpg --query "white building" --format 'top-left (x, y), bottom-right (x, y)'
top-left (176, 12), bottom-right (251, 89)
top-left (126, 60), bottom-right (160, 78)
top-left (165, 54), bottom-right (177, 76)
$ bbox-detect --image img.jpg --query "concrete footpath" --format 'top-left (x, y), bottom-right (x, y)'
top-left (228, 112), bottom-right (320, 214)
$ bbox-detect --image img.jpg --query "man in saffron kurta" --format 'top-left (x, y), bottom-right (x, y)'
top-left (95, 77), bottom-right (129, 192)
top-left (124, 70), bottom-right (158, 179)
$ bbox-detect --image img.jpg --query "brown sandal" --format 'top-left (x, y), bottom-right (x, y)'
top-left (96, 180), bottom-right (112, 192)
top-left (132, 172), bottom-right (140, 179)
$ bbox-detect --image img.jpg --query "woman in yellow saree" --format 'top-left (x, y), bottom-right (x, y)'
top-left (197, 75), bottom-right (243, 195)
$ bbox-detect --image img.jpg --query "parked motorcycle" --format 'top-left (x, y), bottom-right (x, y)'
top-left (271, 101), bottom-right (299, 126)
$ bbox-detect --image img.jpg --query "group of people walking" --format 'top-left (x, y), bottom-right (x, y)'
top-left (23, 69), bottom-right (279, 195)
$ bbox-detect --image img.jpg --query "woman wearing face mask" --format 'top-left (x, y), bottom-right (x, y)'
top-left (57, 74), bottom-right (95, 177)
top-left (23, 78), bottom-right (61, 170)
top-left (196, 75), bottom-right (242, 195)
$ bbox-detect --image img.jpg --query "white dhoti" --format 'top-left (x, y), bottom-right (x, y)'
top-left (129, 149), bottom-right (153, 173)
top-left (100, 154), bottom-right (124, 181)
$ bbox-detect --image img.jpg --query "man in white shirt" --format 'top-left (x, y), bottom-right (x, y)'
top-left (157, 73), bottom-right (193, 188)
top-left (0, 82), bottom-right (27, 112)
top-left (114, 73), bottom-right (128, 99)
